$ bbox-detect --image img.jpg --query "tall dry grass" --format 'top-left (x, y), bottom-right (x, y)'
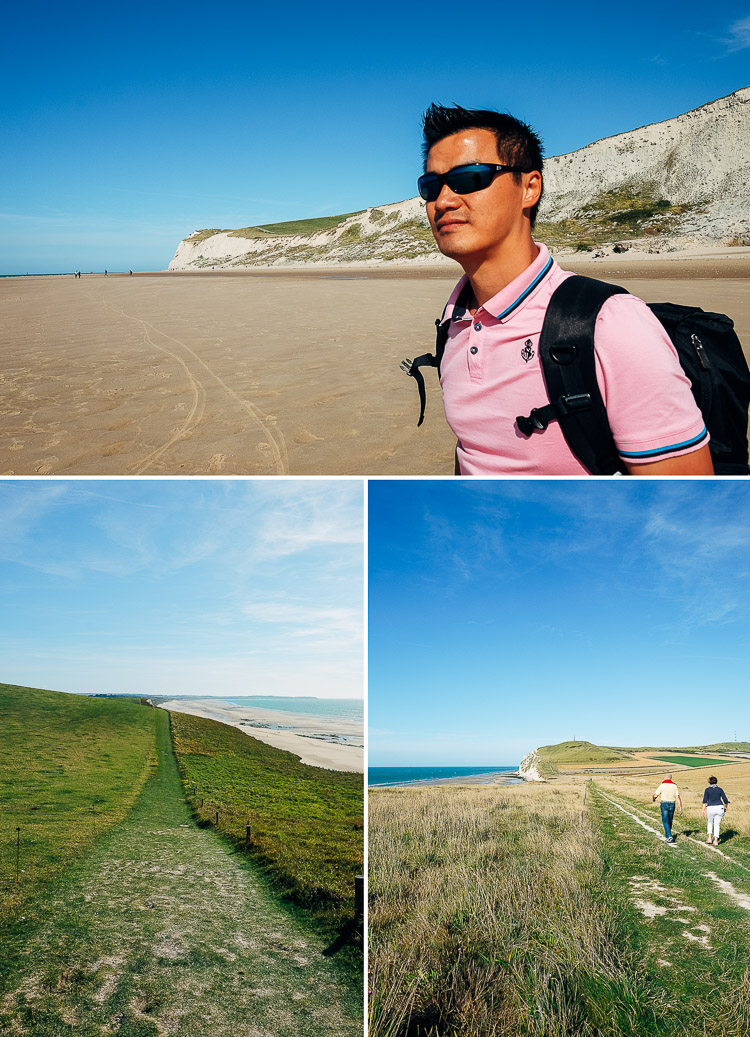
top-left (369, 782), bottom-right (658, 1037)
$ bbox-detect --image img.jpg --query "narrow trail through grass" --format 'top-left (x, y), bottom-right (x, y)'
top-left (0, 711), bottom-right (361, 1037)
top-left (590, 783), bottom-right (750, 1034)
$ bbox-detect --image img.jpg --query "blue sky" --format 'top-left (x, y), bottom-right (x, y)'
top-left (369, 480), bottom-right (750, 766)
top-left (2, 2), bottom-right (748, 273)
top-left (0, 478), bottom-right (363, 699)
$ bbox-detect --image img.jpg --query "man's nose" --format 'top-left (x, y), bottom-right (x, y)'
top-left (434, 183), bottom-right (461, 211)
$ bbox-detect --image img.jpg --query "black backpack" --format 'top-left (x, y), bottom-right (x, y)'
top-left (402, 275), bottom-right (750, 475)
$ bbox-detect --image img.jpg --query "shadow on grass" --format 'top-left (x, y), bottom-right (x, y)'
top-left (322, 918), bottom-right (362, 958)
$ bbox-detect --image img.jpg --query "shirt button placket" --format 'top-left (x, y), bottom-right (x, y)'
top-left (468, 320), bottom-right (482, 379)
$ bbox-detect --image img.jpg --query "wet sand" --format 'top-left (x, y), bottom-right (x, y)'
top-left (2, 258), bottom-right (749, 476)
top-left (159, 697), bottom-right (364, 773)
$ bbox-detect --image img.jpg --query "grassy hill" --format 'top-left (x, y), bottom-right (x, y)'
top-left (185, 212), bottom-right (366, 246)
top-left (0, 682), bottom-right (160, 917)
top-left (169, 710), bottom-right (364, 938)
top-left (535, 740), bottom-right (747, 775)
top-left (537, 740), bottom-right (635, 767)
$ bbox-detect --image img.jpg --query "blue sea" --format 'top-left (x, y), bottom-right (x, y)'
top-left (368, 765), bottom-right (517, 787)
top-left (223, 696), bottom-right (363, 723)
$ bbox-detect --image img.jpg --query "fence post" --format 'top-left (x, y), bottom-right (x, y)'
top-left (246, 824), bottom-right (252, 846)
top-left (354, 874), bottom-right (364, 921)
top-left (15, 827), bottom-right (20, 883)
top-left (215, 811), bottom-right (219, 825)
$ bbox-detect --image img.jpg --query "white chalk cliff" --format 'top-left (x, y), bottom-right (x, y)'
top-left (169, 86), bottom-right (749, 269)
top-left (519, 750), bottom-right (544, 783)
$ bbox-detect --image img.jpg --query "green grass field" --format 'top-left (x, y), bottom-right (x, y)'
top-left (649, 755), bottom-right (732, 768)
top-left (538, 740), bottom-right (634, 764)
top-left (227, 212), bottom-right (366, 239)
top-left (0, 683), bottom-right (160, 917)
top-left (169, 711), bottom-right (363, 938)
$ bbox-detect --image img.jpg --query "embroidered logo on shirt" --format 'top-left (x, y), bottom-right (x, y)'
top-left (521, 339), bottom-right (535, 363)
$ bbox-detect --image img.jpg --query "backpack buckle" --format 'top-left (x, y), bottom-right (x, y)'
top-left (517, 408), bottom-right (549, 436)
top-left (400, 358), bottom-right (415, 376)
top-left (561, 393), bottom-right (593, 413)
top-left (516, 394), bottom-right (593, 438)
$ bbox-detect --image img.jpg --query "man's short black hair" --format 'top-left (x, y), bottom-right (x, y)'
top-left (709, 775), bottom-right (718, 784)
top-left (422, 103), bottom-right (545, 227)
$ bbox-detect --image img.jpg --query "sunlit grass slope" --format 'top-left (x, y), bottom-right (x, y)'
top-left (537, 741), bottom-right (634, 770)
top-left (0, 682), bottom-right (159, 916)
top-left (169, 711), bottom-right (364, 936)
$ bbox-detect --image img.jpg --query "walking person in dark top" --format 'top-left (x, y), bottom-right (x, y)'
top-left (702, 776), bottom-right (730, 846)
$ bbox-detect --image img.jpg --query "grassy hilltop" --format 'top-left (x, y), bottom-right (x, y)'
top-left (537, 740), bottom-right (634, 766)
top-left (0, 682), bottom-right (159, 916)
top-left (530, 739), bottom-right (740, 777)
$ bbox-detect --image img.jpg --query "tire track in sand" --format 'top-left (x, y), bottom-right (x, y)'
top-left (101, 300), bottom-right (289, 474)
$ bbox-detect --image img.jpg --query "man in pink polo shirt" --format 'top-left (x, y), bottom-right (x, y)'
top-left (419, 104), bottom-right (713, 476)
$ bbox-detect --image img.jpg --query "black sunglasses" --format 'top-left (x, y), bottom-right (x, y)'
top-left (417, 163), bottom-right (530, 202)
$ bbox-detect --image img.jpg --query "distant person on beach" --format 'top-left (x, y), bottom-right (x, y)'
top-left (702, 776), bottom-right (730, 846)
top-left (652, 773), bottom-right (682, 843)
top-left (416, 104), bottom-right (713, 476)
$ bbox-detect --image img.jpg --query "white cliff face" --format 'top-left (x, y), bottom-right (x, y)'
top-left (168, 86), bottom-right (750, 269)
top-left (540, 86), bottom-right (750, 243)
top-left (519, 750), bottom-right (544, 782)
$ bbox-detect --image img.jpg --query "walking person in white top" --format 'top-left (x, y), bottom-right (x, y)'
top-left (652, 774), bottom-right (683, 843)
top-left (702, 776), bottom-right (730, 846)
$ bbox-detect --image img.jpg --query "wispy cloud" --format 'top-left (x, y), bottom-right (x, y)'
top-left (243, 601), bottom-right (362, 644)
top-left (724, 14), bottom-right (750, 52)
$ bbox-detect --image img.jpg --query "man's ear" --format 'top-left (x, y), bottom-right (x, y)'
top-left (523, 170), bottom-right (542, 209)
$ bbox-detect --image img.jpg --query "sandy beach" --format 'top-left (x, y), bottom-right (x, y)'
top-left (158, 698), bottom-right (364, 773)
top-left (2, 252), bottom-right (749, 476)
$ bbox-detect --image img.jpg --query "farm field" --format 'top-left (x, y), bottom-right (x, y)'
top-left (647, 755), bottom-right (733, 768)
top-left (369, 755), bottom-right (750, 1036)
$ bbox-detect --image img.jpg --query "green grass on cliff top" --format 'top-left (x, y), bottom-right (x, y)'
top-left (536, 740), bottom-right (747, 770)
top-left (0, 682), bottom-right (159, 916)
top-left (537, 740), bottom-right (634, 765)
top-left (227, 211), bottom-right (366, 239)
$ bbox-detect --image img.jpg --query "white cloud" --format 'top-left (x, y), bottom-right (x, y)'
top-left (725, 14), bottom-right (750, 51)
top-left (243, 601), bottom-right (362, 642)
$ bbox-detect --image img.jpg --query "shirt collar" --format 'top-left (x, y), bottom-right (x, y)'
top-left (444, 242), bottom-right (555, 325)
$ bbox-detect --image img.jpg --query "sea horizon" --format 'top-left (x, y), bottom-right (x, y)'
top-left (368, 765), bottom-right (518, 788)
top-left (212, 695), bottom-right (363, 723)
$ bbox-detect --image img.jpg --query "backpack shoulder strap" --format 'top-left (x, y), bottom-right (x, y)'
top-left (401, 281), bottom-right (472, 426)
top-left (517, 274), bottom-right (628, 474)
